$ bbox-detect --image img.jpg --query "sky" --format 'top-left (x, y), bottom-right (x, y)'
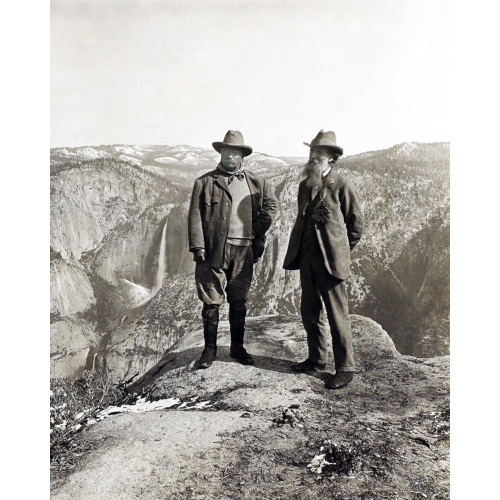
top-left (51, 0), bottom-right (449, 156)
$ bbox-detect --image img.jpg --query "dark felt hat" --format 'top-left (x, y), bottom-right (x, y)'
top-left (212, 130), bottom-right (253, 157)
top-left (304, 130), bottom-right (343, 155)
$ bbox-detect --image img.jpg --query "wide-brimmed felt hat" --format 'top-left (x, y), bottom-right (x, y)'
top-left (304, 130), bottom-right (343, 155)
top-left (212, 130), bottom-right (253, 157)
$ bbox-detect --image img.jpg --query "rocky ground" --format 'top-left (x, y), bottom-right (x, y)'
top-left (50, 315), bottom-right (449, 500)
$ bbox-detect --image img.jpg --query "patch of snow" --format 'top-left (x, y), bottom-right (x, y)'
top-left (193, 401), bottom-right (212, 409)
top-left (75, 147), bottom-right (111, 160)
top-left (155, 156), bottom-right (182, 165)
top-left (98, 397), bottom-right (182, 418)
top-left (180, 152), bottom-right (212, 165)
top-left (113, 145), bottom-right (147, 156)
top-left (96, 396), bottom-right (214, 420)
top-left (249, 153), bottom-right (288, 167)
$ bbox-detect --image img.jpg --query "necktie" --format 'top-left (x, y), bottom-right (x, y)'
top-left (228, 172), bottom-right (245, 184)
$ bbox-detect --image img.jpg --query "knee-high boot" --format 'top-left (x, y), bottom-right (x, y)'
top-left (229, 301), bottom-right (254, 365)
top-left (198, 305), bottom-right (219, 369)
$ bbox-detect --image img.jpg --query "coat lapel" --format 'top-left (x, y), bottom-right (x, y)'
top-left (323, 169), bottom-right (337, 189)
top-left (213, 173), bottom-right (231, 196)
top-left (245, 170), bottom-right (259, 195)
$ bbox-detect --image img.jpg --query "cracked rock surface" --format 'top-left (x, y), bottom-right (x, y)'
top-left (51, 314), bottom-right (449, 500)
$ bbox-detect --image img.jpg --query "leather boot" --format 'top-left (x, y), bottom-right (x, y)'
top-left (229, 302), bottom-right (255, 365)
top-left (198, 305), bottom-right (219, 369)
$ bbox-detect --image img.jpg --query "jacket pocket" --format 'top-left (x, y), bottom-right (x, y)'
top-left (334, 246), bottom-right (351, 279)
top-left (203, 197), bottom-right (220, 221)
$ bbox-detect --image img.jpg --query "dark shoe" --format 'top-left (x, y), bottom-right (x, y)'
top-left (290, 358), bottom-right (327, 373)
top-left (230, 345), bottom-right (255, 365)
top-left (198, 346), bottom-right (217, 369)
top-left (325, 371), bottom-right (354, 389)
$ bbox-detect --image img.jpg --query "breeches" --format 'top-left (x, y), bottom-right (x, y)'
top-left (195, 244), bottom-right (254, 306)
top-left (299, 248), bottom-right (355, 372)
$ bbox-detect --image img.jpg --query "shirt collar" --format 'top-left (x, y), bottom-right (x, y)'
top-left (217, 163), bottom-right (245, 176)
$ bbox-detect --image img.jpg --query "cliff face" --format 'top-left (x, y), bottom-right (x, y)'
top-left (356, 214), bottom-right (450, 356)
top-left (51, 314), bottom-right (450, 500)
top-left (50, 317), bottom-right (99, 379)
top-left (50, 142), bottom-right (449, 379)
top-left (50, 255), bottom-right (95, 317)
top-left (50, 149), bottom-right (193, 377)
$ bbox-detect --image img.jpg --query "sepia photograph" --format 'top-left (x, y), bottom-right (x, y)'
top-left (46, 0), bottom-right (457, 498)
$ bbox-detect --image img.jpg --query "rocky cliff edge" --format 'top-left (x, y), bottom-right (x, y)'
top-left (51, 315), bottom-right (449, 500)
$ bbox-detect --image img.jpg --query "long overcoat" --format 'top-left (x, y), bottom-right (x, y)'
top-left (283, 170), bottom-right (363, 280)
top-left (188, 168), bottom-right (278, 268)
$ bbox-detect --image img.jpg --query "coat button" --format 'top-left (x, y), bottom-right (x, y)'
top-left (220, 232), bottom-right (224, 235)
top-left (223, 217), bottom-right (226, 220)
top-left (225, 203), bottom-right (228, 206)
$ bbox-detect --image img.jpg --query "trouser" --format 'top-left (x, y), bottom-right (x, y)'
top-left (195, 244), bottom-right (254, 307)
top-left (195, 244), bottom-right (254, 346)
top-left (299, 247), bottom-right (355, 372)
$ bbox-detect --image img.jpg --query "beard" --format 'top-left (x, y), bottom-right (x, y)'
top-left (302, 159), bottom-right (328, 190)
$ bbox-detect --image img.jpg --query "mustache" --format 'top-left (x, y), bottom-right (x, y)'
top-left (302, 159), bottom-right (324, 175)
top-left (302, 160), bottom-right (324, 189)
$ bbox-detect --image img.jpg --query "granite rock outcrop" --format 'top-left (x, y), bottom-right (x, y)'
top-left (51, 314), bottom-right (450, 499)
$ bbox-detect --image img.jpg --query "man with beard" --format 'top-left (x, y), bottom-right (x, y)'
top-left (283, 130), bottom-right (363, 389)
top-left (188, 130), bottom-right (278, 369)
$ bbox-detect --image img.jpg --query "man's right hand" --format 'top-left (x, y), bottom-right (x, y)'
top-left (193, 249), bottom-right (206, 263)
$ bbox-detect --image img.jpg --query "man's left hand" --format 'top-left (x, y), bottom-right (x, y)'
top-left (252, 236), bottom-right (265, 263)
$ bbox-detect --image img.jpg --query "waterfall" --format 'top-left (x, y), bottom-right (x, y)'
top-left (152, 220), bottom-right (168, 293)
top-left (120, 219), bottom-right (169, 308)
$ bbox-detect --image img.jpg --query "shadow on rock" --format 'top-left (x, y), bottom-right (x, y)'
top-left (127, 345), bottom-right (325, 394)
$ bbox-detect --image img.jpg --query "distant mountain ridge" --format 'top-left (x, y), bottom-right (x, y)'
top-left (50, 142), bottom-right (449, 380)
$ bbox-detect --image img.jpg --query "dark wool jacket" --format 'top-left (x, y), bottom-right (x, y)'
top-left (188, 169), bottom-right (278, 268)
top-left (283, 171), bottom-right (363, 279)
